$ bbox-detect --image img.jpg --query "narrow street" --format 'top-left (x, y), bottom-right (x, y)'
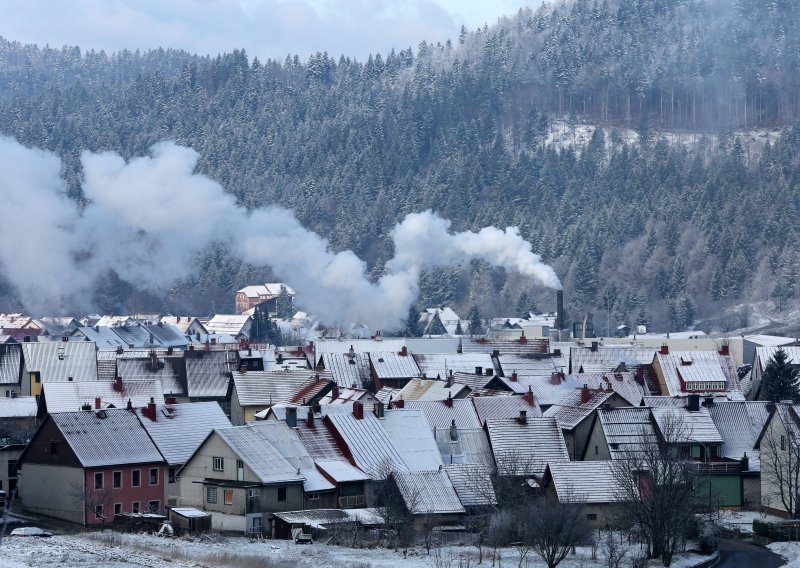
top-left (716, 537), bottom-right (785, 568)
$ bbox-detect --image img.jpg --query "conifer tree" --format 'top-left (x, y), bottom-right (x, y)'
top-left (762, 348), bottom-right (800, 403)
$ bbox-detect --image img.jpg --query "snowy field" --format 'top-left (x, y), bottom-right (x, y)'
top-left (715, 510), bottom-right (786, 535)
top-left (0, 531), bottom-right (716, 568)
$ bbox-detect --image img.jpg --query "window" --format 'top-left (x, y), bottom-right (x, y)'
top-left (224, 489), bottom-right (234, 505)
top-left (94, 472), bottom-right (104, 490)
top-left (95, 505), bottom-right (104, 520)
top-left (168, 467), bottom-right (176, 484)
top-left (207, 487), bottom-right (218, 504)
top-left (277, 487), bottom-right (287, 502)
top-left (213, 457), bottom-right (224, 471)
top-left (586, 513), bottom-right (597, 521)
top-left (149, 468), bottom-right (158, 485)
top-left (247, 488), bottom-right (260, 498)
top-left (148, 501), bottom-right (160, 513)
top-left (132, 501), bottom-right (140, 514)
top-left (132, 469), bottom-right (141, 487)
top-left (114, 503), bottom-right (122, 515)
top-left (7, 460), bottom-right (16, 477)
top-left (307, 492), bottom-right (320, 500)
top-left (782, 435), bottom-right (787, 451)
top-left (113, 471), bottom-right (122, 488)
top-left (594, 445), bottom-right (599, 456)
top-left (49, 440), bottom-right (59, 456)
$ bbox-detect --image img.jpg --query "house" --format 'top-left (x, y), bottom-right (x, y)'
top-left (369, 350), bottom-right (421, 389)
top-left (20, 340), bottom-right (98, 397)
top-left (441, 463), bottom-right (496, 509)
top-left (38, 377), bottom-right (165, 415)
top-left (755, 402), bottom-right (800, 517)
top-left (71, 326), bottom-right (128, 349)
top-left (235, 283), bottom-right (295, 314)
top-left (0, 443), bottom-right (25, 496)
top-left (319, 351), bottom-right (372, 389)
top-left (109, 324), bottom-right (161, 349)
top-left (134, 400), bottom-right (231, 508)
top-left (414, 353), bottom-right (495, 383)
top-left (184, 349), bottom-right (236, 407)
top-left (419, 307), bottom-right (462, 336)
top-left (317, 385), bottom-right (376, 407)
top-left (205, 315), bottom-right (253, 340)
top-left (397, 378), bottom-right (470, 401)
top-left (542, 462), bottom-right (624, 527)
top-left (0, 343), bottom-right (22, 398)
top-left (566, 371), bottom-right (647, 407)
top-left (116, 355), bottom-right (187, 398)
top-left (17, 408), bottom-right (166, 525)
top-left (228, 370), bottom-right (333, 425)
top-left (485, 415), bottom-right (569, 477)
top-left (543, 385), bottom-right (632, 460)
top-left (470, 392), bottom-right (541, 425)
top-left (0, 396), bottom-right (38, 442)
top-left (388, 470), bottom-right (465, 529)
top-left (178, 423), bottom-right (305, 535)
top-left (159, 316), bottom-right (207, 336)
top-left (651, 345), bottom-right (743, 399)
top-left (142, 323), bottom-right (188, 349)
top-left (584, 407), bottom-right (659, 461)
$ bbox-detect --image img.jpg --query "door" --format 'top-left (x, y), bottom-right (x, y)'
top-left (236, 459), bottom-right (244, 481)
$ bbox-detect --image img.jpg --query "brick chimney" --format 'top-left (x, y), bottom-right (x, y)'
top-left (142, 397), bottom-right (157, 421)
top-left (580, 384), bottom-right (590, 404)
top-left (518, 410), bottom-right (528, 425)
top-left (523, 385), bottom-right (535, 405)
top-left (660, 344), bottom-right (669, 355)
top-left (719, 343), bottom-right (729, 356)
top-left (393, 398), bottom-right (404, 409)
top-left (332, 384), bottom-right (340, 400)
top-left (518, 332), bottom-right (527, 344)
top-left (112, 376), bottom-right (124, 393)
top-left (353, 401), bottom-right (364, 420)
top-left (550, 372), bottom-right (562, 385)
top-left (95, 397), bottom-right (102, 410)
top-left (400, 345), bottom-right (408, 357)
top-left (510, 371), bottom-right (518, 382)
top-left (444, 392), bottom-right (453, 407)
top-left (475, 366), bottom-right (482, 375)
top-left (306, 410), bottom-right (315, 428)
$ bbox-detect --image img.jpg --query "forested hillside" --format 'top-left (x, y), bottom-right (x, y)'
top-left (0, 0), bottom-right (798, 333)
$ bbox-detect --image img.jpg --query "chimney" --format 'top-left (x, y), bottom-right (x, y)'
top-left (553, 348), bottom-right (561, 357)
top-left (126, 399), bottom-right (133, 411)
top-left (393, 398), bottom-right (404, 409)
top-left (702, 396), bottom-right (715, 408)
top-left (149, 349), bottom-right (158, 370)
top-left (660, 344), bottom-right (669, 355)
top-left (400, 345), bottom-right (408, 357)
top-left (687, 394), bottom-right (700, 412)
top-left (112, 376), bottom-right (123, 393)
top-left (444, 392), bottom-right (453, 407)
top-left (447, 370), bottom-right (454, 387)
top-left (176, 316), bottom-right (180, 323)
top-left (475, 366), bottom-right (482, 376)
top-left (374, 401), bottom-right (385, 419)
top-left (518, 332), bottom-right (527, 344)
top-left (276, 353), bottom-right (283, 364)
top-left (550, 372), bottom-right (562, 385)
top-left (239, 365), bottom-right (246, 373)
top-left (591, 341), bottom-right (598, 352)
top-left (580, 384), bottom-right (590, 404)
top-left (285, 406), bottom-right (297, 428)
top-left (510, 371), bottom-right (518, 382)
top-left (485, 367), bottom-right (493, 377)
top-left (635, 366), bottom-right (644, 384)
top-left (94, 325), bottom-right (100, 332)
top-left (741, 453), bottom-right (749, 472)
top-left (353, 401), bottom-right (364, 420)
top-left (95, 397), bottom-right (102, 410)
top-left (306, 410), bottom-right (315, 428)
top-left (518, 410), bottom-right (528, 425)
top-left (23, 335), bottom-right (30, 342)
top-left (719, 342), bottom-right (729, 356)
top-left (556, 289), bottom-right (564, 330)
top-left (491, 349), bottom-right (500, 358)
top-left (165, 396), bottom-right (177, 405)
top-left (332, 384), bottom-right (340, 400)
top-left (143, 397), bottom-right (157, 421)
top-left (449, 419), bottom-right (458, 441)
top-left (248, 347), bottom-right (252, 356)
top-left (523, 385), bottom-right (535, 405)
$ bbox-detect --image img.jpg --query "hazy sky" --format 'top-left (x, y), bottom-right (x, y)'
top-left (1, 0), bottom-right (540, 60)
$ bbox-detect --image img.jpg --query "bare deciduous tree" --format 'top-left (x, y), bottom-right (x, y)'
top-left (68, 482), bottom-right (115, 528)
top-left (759, 409), bottom-right (800, 518)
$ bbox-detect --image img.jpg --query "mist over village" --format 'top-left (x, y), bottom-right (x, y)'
top-left (1, 1), bottom-right (800, 568)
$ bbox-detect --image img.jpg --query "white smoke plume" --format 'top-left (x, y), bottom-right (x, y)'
top-left (0, 137), bottom-right (561, 329)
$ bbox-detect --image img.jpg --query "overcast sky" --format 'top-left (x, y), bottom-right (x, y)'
top-left (0, 0), bottom-right (541, 61)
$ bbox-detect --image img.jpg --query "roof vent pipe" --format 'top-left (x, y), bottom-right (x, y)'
top-left (285, 406), bottom-right (297, 428)
top-left (450, 419), bottom-right (458, 441)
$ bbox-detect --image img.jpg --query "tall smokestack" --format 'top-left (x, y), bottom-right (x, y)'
top-left (556, 290), bottom-right (564, 331)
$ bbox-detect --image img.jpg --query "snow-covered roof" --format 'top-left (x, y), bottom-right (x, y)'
top-left (572, 345), bottom-right (656, 373)
top-left (326, 412), bottom-right (407, 479)
top-left (159, 316), bottom-right (207, 334)
top-left (654, 350), bottom-right (740, 396)
top-left (315, 459), bottom-right (370, 483)
top-left (135, 402), bottom-right (231, 466)
top-left (0, 344), bottom-right (21, 385)
top-left (21, 340), bottom-right (98, 383)
top-left (708, 401), bottom-right (770, 469)
top-left (543, 387), bottom-right (619, 430)
top-left (393, 470), bottom-right (465, 514)
top-left (232, 370), bottom-right (330, 407)
top-left (650, 406), bottom-right (723, 444)
top-left (142, 323), bottom-right (187, 348)
top-left (382, 409), bottom-right (444, 471)
top-left (184, 349), bottom-right (235, 398)
top-left (494, 354), bottom-right (558, 380)
top-left (237, 283), bottom-right (295, 298)
top-left (320, 352), bottom-right (372, 389)
top-left (434, 426), bottom-right (492, 466)
top-left (442, 464), bottom-right (496, 506)
top-left (49, 409), bottom-right (165, 467)
top-left (397, 378), bottom-right (469, 401)
top-left (116, 357), bottom-right (187, 397)
top-left (546, 461), bottom-right (622, 503)
top-left (370, 352), bottom-right (420, 380)
top-left (414, 353), bottom-right (494, 380)
top-left (72, 326), bottom-right (128, 349)
top-left (404, 399), bottom-right (482, 429)
top-left (564, 371), bottom-right (645, 406)
top-left (461, 337), bottom-right (550, 356)
top-left (205, 315), bottom-right (252, 336)
top-left (0, 396), bottom-right (37, 418)
top-left (597, 407), bottom-right (659, 460)
top-left (214, 424), bottom-right (305, 485)
top-left (110, 325), bottom-right (157, 348)
top-left (755, 346), bottom-right (800, 371)
top-left (471, 394), bottom-right (540, 425)
top-left (485, 416), bottom-right (569, 475)
top-left (43, 379), bottom-right (165, 413)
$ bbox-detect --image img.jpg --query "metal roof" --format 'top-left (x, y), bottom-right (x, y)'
top-left (442, 464), bottom-right (496, 506)
top-left (143, 323), bottom-right (187, 348)
top-left (461, 338), bottom-right (550, 356)
top-left (393, 470), bottom-right (465, 514)
top-left (547, 462), bottom-right (622, 503)
top-left (572, 345), bottom-right (656, 373)
top-left (232, 371), bottom-right (330, 407)
top-left (471, 395), bottom-right (541, 425)
top-left (398, 379), bottom-right (469, 401)
top-left (0, 343), bottom-right (21, 385)
top-left (246, 421), bottom-right (334, 492)
top-left (654, 350), bottom-right (740, 396)
top-left (370, 352), bottom-right (420, 379)
top-left (543, 388), bottom-right (618, 430)
top-left (43, 379), bottom-right (165, 413)
top-left (434, 427), bottom-right (492, 466)
top-left (404, 399), bottom-right (482, 429)
top-left (72, 326), bottom-right (128, 349)
top-left (326, 412), bottom-right (408, 479)
top-left (382, 409), bottom-right (444, 472)
top-left (708, 401), bottom-right (770, 467)
top-left (485, 416), bottom-right (569, 475)
top-left (494, 354), bottom-right (558, 379)
top-left (50, 408), bottom-right (165, 467)
top-left (755, 346), bottom-right (800, 371)
top-left (184, 349), bottom-right (234, 398)
top-left (110, 325), bottom-right (158, 348)
top-left (159, 316), bottom-right (207, 334)
top-left (135, 402), bottom-right (231, 465)
top-left (315, 459), bottom-right (370, 483)
top-left (117, 357), bottom-right (187, 397)
top-left (320, 353), bottom-right (372, 389)
top-left (598, 407), bottom-right (659, 460)
top-left (564, 371), bottom-right (645, 406)
top-left (21, 341), bottom-right (98, 382)
top-left (214, 425), bottom-right (304, 484)
top-left (650, 407), bottom-right (723, 444)
top-left (414, 353), bottom-right (494, 380)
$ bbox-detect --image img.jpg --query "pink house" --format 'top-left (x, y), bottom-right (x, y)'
top-left (17, 408), bottom-right (166, 526)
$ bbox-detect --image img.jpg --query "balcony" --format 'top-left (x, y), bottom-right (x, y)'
top-left (338, 495), bottom-right (366, 508)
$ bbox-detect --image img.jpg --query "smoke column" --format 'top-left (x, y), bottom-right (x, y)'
top-left (0, 137), bottom-right (561, 328)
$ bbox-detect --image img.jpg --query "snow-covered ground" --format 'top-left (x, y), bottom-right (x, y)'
top-left (0, 531), bottom-right (716, 568)
top-left (769, 541), bottom-right (800, 567)
top-left (715, 510), bottom-right (786, 535)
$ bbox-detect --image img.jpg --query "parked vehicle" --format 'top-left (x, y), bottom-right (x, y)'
top-left (10, 527), bottom-right (52, 538)
top-left (292, 527), bottom-right (313, 544)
